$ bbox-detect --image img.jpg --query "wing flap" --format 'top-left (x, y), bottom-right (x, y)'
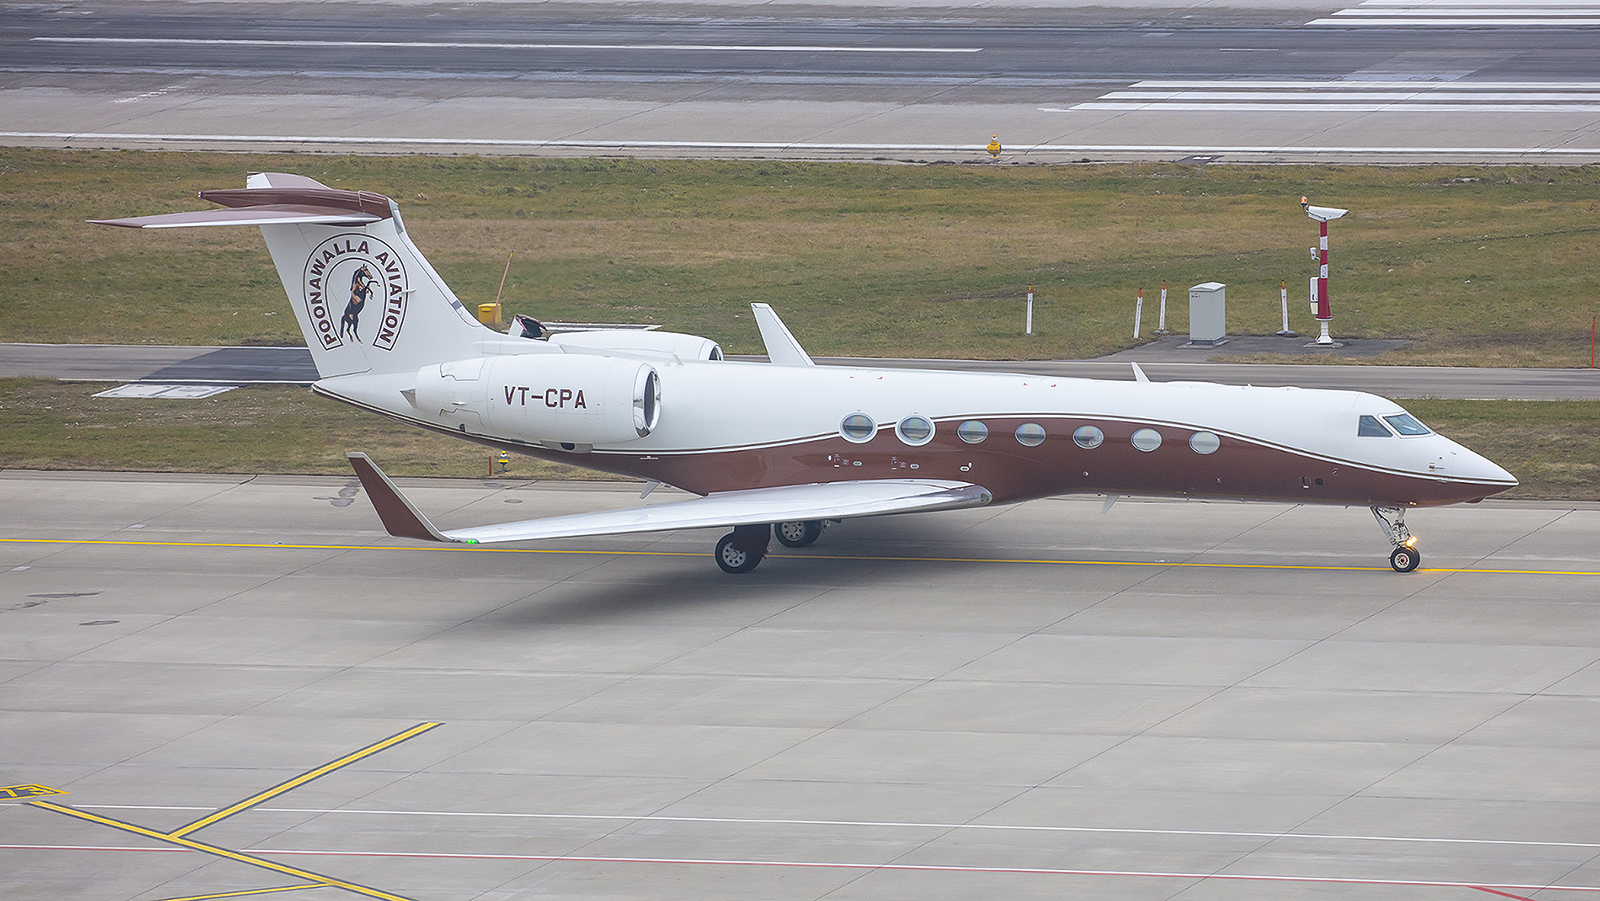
top-left (346, 452), bottom-right (990, 545)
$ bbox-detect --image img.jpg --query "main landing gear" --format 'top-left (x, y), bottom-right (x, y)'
top-left (714, 520), bottom-right (826, 574)
top-left (1371, 505), bottom-right (1420, 573)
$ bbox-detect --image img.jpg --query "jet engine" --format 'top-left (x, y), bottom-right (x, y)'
top-left (415, 352), bottom-right (660, 445)
top-left (549, 329), bottom-right (722, 361)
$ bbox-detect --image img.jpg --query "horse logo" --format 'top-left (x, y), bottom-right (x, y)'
top-left (339, 264), bottom-right (375, 342)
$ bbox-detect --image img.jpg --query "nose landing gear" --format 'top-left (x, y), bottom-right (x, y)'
top-left (1371, 505), bottom-right (1420, 572)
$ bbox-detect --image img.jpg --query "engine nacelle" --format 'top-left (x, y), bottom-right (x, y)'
top-left (415, 353), bottom-right (660, 445)
top-left (549, 329), bottom-right (722, 361)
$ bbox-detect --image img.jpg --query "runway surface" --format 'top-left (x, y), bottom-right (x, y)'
top-left (2, 469), bottom-right (1599, 900)
top-left (2, 0), bottom-right (1599, 162)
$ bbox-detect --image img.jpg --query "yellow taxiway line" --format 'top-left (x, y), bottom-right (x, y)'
top-left (27, 722), bottom-right (443, 901)
top-left (2, 535), bottom-right (1595, 576)
top-left (28, 802), bottom-right (414, 901)
top-left (169, 722), bottom-right (441, 838)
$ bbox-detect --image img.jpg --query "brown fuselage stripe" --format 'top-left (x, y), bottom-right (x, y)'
top-left (317, 389), bottom-right (1508, 509)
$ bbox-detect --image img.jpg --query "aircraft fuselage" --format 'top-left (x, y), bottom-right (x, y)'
top-left (320, 358), bottom-right (1513, 510)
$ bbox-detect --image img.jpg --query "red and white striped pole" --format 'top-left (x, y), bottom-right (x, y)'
top-left (1301, 196), bottom-right (1348, 346)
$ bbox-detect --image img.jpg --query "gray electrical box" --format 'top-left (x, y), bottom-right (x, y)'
top-left (1188, 282), bottom-right (1227, 346)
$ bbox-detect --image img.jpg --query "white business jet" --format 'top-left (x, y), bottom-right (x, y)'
top-left (97, 174), bottom-right (1516, 574)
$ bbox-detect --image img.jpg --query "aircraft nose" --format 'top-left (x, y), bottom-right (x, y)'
top-left (1438, 438), bottom-right (1518, 489)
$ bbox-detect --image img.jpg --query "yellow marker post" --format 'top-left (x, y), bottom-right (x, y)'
top-left (986, 135), bottom-right (1002, 158)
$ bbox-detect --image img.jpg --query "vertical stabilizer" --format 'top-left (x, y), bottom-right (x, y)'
top-left (94, 173), bottom-right (494, 379)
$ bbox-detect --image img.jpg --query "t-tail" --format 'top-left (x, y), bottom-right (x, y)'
top-left (94, 172), bottom-right (492, 379)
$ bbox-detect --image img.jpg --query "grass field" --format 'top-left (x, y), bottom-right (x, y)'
top-left (1, 149), bottom-right (1596, 499)
top-left (4, 149), bottom-right (1599, 365)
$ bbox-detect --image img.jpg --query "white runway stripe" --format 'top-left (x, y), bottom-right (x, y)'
top-left (1358, 0), bottom-right (1600, 5)
top-left (1068, 79), bottom-right (1600, 112)
top-left (1310, 0), bottom-right (1600, 24)
top-left (1071, 102), bottom-right (1600, 111)
top-left (1106, 91), bottom-right (1600, 101)
top-left (1309, 17), bottom-right (1600, 22)
top-left (1102, 80), bottom-right (1600, 89)
top-left (6, 131), bottom-right (1599, 156)
top-left (1332, 6), bottom-right (1600, 12)
top-left (30, 36), bottom-right (982, 53)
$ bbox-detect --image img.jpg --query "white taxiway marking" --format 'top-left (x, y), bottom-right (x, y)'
top-left (3, 842), bottom-right (1597, 893)
top-left (31, 36), bottom-right (981, 53)
top-left (55, 805), bottom-right (1600, 850)
top-left (5, 131), bottom-right (1600, 156)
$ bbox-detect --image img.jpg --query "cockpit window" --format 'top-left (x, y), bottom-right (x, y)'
top-left (1383, 413), bottom-right (1432, 436)
top-left (1358, 415), bottom-right (1392, 437)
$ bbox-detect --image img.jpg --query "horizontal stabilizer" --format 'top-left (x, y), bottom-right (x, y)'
top-left (347, 452), bottom-right (990, 546)
top-left (92, 205), bottom-right (383, 229)
top-left (93, 176), bottom-right (394, 229)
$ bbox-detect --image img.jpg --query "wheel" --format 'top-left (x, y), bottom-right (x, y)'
top-left (774, 519), bottom-right (823, 548)
top-left (1389, 545), bottom-right (1420, 573)
top-left (715, 532), bottom-right (764, 574)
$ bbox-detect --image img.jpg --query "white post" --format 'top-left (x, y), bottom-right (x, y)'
top-left (1157, 280), bottom-right (1168, 333)
top-left (1134, 288), bottom-right (1143, 339)
top-left (1026, 286), bottom-right (1034, 336)
top-left (1276, 280), bottom-right (1294, 336)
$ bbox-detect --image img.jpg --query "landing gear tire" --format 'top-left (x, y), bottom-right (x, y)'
top-left (1389, 546), bottom-right (1420, 573)
top-left (775, 520), bottom-right (823, 548)
top-left (715, 524), bottom-right (771, 575)
top-left (715, 534), bottom-right (762, 574)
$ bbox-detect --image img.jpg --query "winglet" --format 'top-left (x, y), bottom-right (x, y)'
top-left (346, 453), bottom-right (457, 543)
top-left (751, 303), bottom-right (815, 366)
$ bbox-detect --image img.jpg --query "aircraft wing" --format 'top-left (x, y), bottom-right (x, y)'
top-left (347, 452), bottom-right (990, 545)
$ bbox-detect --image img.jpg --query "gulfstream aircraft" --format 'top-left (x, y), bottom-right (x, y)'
top-left (98, 173), bottom-right (1517, 574)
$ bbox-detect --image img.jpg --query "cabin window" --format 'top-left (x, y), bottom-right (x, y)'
top-left (1072, 425), bottom-right (1103, 449)
top-left (1131, 428), bottom-right (1162, 452)
top-left (1189, 431), bottom-right (1220, 455)
top-left (897, 415), bottom-right (935, 446)
top-left (1015, 423), bottom-right (1047, 447)
top-left (957, 421), bottom-right (988, 444)
top-left (1384, 413), bottom-right (1432, 436)
top-left (1358, 415), bottom-right (1392, 437)
top-left (840, 413), bottom-right (876, 443)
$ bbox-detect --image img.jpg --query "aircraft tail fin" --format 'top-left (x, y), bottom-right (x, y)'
top-left (94, 173), bottom-right (493, 379)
